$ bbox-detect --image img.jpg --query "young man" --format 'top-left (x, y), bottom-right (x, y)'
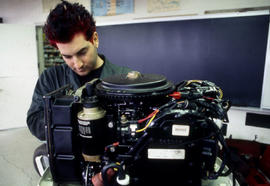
top-left (27, 1), bottom-right (131, 184)
top-left (27, 1), bottom-right (131, 141)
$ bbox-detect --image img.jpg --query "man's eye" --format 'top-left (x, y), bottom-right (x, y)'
top-left (78, 51), bottom-right (86, 56)
top-left (63, 56), bottom-right (72, 59)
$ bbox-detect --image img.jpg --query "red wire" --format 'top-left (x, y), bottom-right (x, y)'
top-left (105, 142), bottom-right (119, 151)
top-left (203, 96), bottom-right (215, 100)
top-left (138, 109), bottom-right (159, 123)
top-left (113, 142), bottom-right (119, 147)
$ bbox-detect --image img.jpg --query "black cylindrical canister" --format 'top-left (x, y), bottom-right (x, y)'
top-left (77, 97), bottom-right (106, 162)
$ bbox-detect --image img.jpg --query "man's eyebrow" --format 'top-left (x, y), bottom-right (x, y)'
top-left (61, 46), bottom-right (89, 57)
top-left (76, 46), bottom-right (89, 54)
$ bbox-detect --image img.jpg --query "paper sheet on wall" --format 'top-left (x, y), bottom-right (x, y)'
top-left (91, 0), bottom-right (134, 16)
top-left (147, 0), bottom-right (180, 13)
top-left (42, 0), bottom-right (60, 13)
top-left (42, 0), bottom-right (83, 13)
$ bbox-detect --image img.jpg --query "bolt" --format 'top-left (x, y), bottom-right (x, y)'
top-left (74, 96), bottom-right (80, 102)
top-left (108, 122), bottom-right (114, 128)
top-left (110, 146), bottom-right (115, 152)
top-left (120, 115), bottom-right (128, 124)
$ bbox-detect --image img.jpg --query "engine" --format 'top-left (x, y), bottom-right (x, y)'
top-left (44, 72), bottom-right (231, 186)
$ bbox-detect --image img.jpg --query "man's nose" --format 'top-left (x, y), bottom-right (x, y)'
top-left (73, 56), bottom-right (83, 69)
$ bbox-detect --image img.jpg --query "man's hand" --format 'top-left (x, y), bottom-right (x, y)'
top-left (92, 168), bottom-right (115, 186)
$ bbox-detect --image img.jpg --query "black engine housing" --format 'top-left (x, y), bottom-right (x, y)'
top-left (44, 73), bottom-right (229, 186)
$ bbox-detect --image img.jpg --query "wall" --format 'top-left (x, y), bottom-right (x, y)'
top-left (0, 24), bottom-right (38, 130)
top-left (1, 0), bottom-right (270, 24)
top-left (0, 0), bottom-right (270, 144)
top-left (0, 0), bottom-right (89, 24)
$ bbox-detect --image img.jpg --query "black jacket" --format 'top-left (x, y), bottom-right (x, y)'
top-left (27, 55), bottom-right (131, 140)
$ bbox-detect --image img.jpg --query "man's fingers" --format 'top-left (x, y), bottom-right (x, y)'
top-left (92, 168), bottom-right (116, 186)
top-left (92, 173), bottom-right (103, 186)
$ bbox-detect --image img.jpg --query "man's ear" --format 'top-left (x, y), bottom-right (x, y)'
top-left (92, 32), bottom-right (99, 48)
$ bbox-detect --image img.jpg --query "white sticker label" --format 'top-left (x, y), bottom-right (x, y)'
top-left (148, 149), bottom-right (185, 160)
top-left (78, 119), bottom-right (90, 126)
top-left (172, 125), bottom-right (190, 136)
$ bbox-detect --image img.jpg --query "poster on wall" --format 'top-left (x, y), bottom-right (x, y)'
top-left (147, 0), bottom-right (180, 13)
top-left (91, 0), bottom-right (134, 16)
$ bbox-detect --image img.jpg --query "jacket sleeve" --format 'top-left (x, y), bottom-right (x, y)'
top-left (27, 70), bottom-right (56, 141)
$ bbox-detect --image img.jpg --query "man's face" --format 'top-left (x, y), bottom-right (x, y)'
top-left (56, 32), bottom-right (99, 76)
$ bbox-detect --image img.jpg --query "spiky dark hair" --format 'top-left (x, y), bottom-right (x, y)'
top-left (44, 0), bottom-right (96, 47)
